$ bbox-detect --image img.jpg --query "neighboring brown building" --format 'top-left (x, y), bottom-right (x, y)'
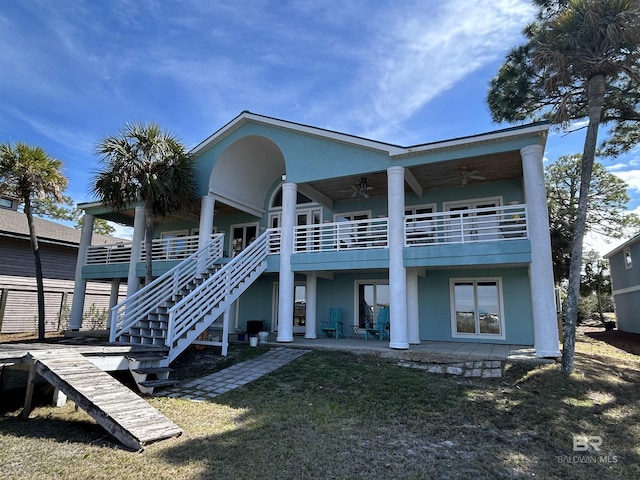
top-left (0, 197), bottom-right (126, 334)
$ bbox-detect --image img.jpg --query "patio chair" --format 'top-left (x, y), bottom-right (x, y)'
top-left (365, 307), bottom-right (390, 341)
top-left (320, 307), bottom-right (344, 339)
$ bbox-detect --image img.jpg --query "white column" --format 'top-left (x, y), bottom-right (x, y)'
top-left (198, 195), bottom-right (215, 248)
top-left (277, 182), bottom-right (296, 342)
top-left (109, 279), bottom-right (121, 310)
top-left (304, 273), bottom-right (317, 339)
top-left (407, 268), bottom-right (420, 344)
top-left (387, 166), bottom-right (409, 349)
top-left (197, 195), bottom-right (216, 274)
top-left (521, 144), bottom-right (560, 357)
top-left (69, 214), bottom-right (94, 330)
top-left (126, 206), bottom-right (145, 298)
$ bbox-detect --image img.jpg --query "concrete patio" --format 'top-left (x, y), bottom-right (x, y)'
top-left (252, 333), bottom-right (553, 365)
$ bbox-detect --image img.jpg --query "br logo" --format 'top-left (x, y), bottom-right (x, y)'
top-left (573, 435), bottom-right (602, 452)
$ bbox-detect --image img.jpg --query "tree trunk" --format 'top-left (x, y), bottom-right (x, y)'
top-left (144, 204), bottom-right (154, 286)
top-left (23, 194), bottom-right (46, 340)
top-left (561, 74), bottom-right (606, 374)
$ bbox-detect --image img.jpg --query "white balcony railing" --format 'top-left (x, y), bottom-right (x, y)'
top-left (85, 234), bottom-right (218, 266)
top-left (86, 205), bottom-right (528, 265)
top-left (279, 204), bottom-right (528, 253)
top-left (290, 217), bottom-right (389, 253)
top-left (405, 204), bottom-right (528, 246)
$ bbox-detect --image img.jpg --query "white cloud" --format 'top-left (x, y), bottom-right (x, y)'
top-left (353, 0), bottom-right (535, 138)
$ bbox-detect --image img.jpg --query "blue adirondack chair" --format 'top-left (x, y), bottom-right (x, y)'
top-left (320, 307), bottom-right (344, 339)
top-left (365, 306), bottom-right (390, 341)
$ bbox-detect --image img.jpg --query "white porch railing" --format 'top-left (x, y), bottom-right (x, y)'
top-left (292, 217), bottom-right (389, 253)
top-left (268, 228), bottom-right (281, 254)
top-left (85, 234), bottom-right (216, 265)
top-left (277, 204), bottom-right (528, 254)
top-left (109, 234), bottom-right (224, 343)
top-left (405, 204), bottom-right (528, 246)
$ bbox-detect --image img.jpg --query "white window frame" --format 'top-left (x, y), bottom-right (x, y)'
top-left (333, 210), bottom-right (371, 222)
top-left (449, 277), bottom-right (506, 340)
top-left (229, 222), bottom-right (259, 257)
top-left (354, 279), bottom-right (390, 329)
top-left (405, 203), bottom-right (437, 216)
top-left (442, 196), bottom-right (503, 212)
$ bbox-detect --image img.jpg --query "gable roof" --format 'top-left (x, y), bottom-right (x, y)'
top-left (0, 207), bottom-right (124, 247)
top-left (190, 110), bottom-right (549, 157)
top-left (603, 233), bottom-right (640, 259)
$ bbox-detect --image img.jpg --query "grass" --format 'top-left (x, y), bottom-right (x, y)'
top-left (1, 330), bottom-right (639, 479)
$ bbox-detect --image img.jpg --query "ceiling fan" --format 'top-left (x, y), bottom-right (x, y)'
top-left (342, 176), bottom-right (373, 198)
top-left (459, 167), bottom-right (486, 186)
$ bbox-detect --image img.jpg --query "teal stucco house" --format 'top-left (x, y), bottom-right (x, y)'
top-left (70, 112), bottom-right (560, 364)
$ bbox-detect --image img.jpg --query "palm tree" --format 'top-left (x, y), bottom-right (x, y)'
top-left (487, 0), bottom-right (640, 374)
top-left (0, 142), bottom-right (67, 340)
top-left (92, 122), bottom-right (197, 286)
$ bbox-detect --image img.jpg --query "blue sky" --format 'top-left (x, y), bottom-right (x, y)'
top-left (1, 0), bottom-right (638, 253)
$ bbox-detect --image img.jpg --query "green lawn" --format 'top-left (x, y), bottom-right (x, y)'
top-left (1, 331), bottom-right (639, 480)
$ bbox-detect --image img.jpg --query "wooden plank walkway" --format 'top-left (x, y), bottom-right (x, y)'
top-left (22, 348), bottom-right (182, 451)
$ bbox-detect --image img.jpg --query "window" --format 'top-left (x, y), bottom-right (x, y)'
top-left (270, 185), bottom-right (313, 208)
top-left (160, 230), bottom-right (189, 259)
top-left (450, 278), bottom-right (504, 339)
top-left (405, 204), bottom-right (437, 216)
top-left (0, 198), bottom-right (12, 209)
top-left (230, 223), bottom-right (258, 257)
top-left (624, 248), bottom-right (633, 269)
top-left (443, 197), bottom-right (502, 242)
top-left (355, 281), bottom-right (389, 329)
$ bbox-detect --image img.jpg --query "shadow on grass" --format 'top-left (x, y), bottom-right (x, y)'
top-left (584, 329), bottom-right (640, 356)
top-left (155, 351), bottom-right (640, 480)
top-left (0, 406), bottom-right (122, 449)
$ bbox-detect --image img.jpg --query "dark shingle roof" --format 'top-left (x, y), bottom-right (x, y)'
top-left (0, 207), bottom-right (125, 247)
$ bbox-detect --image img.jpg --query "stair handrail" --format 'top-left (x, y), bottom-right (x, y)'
top-left (109, 234), bottom-right (224, 342)
top-left (166, 230), bottom-right (269, 349)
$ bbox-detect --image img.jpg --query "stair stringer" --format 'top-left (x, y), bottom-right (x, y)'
top-left (167, 260), bottom-right (266, 363)
top-left (165, 231), bottom-right (270, 364)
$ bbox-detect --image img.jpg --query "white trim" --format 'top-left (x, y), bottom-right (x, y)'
top-left (333, 210), bottom-right (372, 222)
top-left (229, 222), bottom-right (259, 257)
top-left (272, 281), bottom-right (307, 334)
top-left (353, 279), bottom-right (390, 329)
top-left (611, 284), bottom-right (640, 296)
top-left (395, 123), bottom-right (549, 159)
top-left (405, 203), bottom-right (437, 215)
top-left (449, 277), bottom-right (506, 340)
top-left (442, 196), bottom-right (503, 211)
top-left (190, 111), bottom-right (406, 156)
top-left (189, 111), bottom-right (548, 161)
top-left (160, 229), bottom-right (189, 239)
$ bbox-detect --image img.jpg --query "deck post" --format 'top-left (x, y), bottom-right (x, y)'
top-left (69, 214), bottom-right (94, 330)
top-left (22, 360), bottom-right (37, 419)
top-left (126, 206), bottom-right (145, 298)
top-left (407, 268), bottom-right (420, 344)
top-left (304, 272), bottom-right (317, 339)
top-left (197, 195), bottom-right (216, 274)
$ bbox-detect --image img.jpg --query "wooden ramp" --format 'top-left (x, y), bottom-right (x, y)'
top-left (23, 348), bottom-right (182, 451)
